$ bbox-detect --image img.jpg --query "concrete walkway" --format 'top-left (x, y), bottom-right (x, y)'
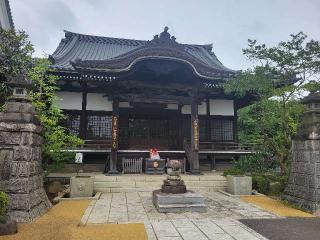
top-left (81, 191), bottom-right (279, 240)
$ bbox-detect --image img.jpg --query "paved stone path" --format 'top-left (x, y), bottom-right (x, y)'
top-left (81, 191), bottom-right (279, 240)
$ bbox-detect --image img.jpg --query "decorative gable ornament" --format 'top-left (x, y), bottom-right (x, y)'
top-left (150, 27), bottom-right (177, 45)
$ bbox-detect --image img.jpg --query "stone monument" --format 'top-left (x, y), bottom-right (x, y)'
top-left (0, 72), bottom-right (51, 222)
top-left (283, 91), bottom-right (320, 215)
top-left (153, 159), bottom-right (206, 213)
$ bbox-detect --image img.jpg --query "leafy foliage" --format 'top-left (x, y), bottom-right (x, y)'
top-left (28, 59), bottom-right (83, 171)
top-left (0, 29), bottom-right (33, 107)
top-left (0, 28), bottom-right (82, 171)
top-left (0, 191), bottom-right (9, 223)
top-left (225, 32), bottom-right (320, 174)
top-left (0, 28), bottom-right (33, 81)
top-left (252, 174), bottom-right (270, 194)
top-left (222, 168), bottom-right (245, 176)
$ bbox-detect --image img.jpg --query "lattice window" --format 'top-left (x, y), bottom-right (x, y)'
top-left (87, 115), bottom-right (112, 139)
top-left (181, 118), bottom-right (191, 140)
top-left (128, 118), bottom-right (149, 138)
top-left (63, 113), bottom-right (80, 136)
top-left (199, 118), bottom-right (206, 141)
top-left (150, 119), bottom-right (168, 138)
top-left (210, 119), bottom-right (234, 141)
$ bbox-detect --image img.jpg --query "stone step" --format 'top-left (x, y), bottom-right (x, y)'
top-left (94, 186), bottom-right (226, 193)
top-left (94, 175), bottom-right (226, 182)
top-left (93, 180), bottom-right (227, 189)
top-left (93, 173), bottom-right (227, 193)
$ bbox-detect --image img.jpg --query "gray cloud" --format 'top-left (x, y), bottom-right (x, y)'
top-left (10, 0), bottom-right (320, 69)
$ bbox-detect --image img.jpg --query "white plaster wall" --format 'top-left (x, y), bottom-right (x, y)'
top-left (166, 104), bottom-right (178, 110)
top-left (209, 99), bottom-right (234, 116)
top-left (54, 91), bottom-right (82, 110)
top-left (119, 102), bottom-right (131, 108)
top-left (181, 102), bottom-right (206, 115)
top-left (198, 101), bottom-right (207, 115)
top-left (87, 93), bottom-right (113, 111)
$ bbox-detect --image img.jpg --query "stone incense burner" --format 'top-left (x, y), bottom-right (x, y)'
top-left (161, 160), bottom-right (187, 194)
top-left (152, 159), bottom-right (206, 213)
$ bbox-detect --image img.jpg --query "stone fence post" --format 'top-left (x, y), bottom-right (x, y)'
top-left (0, 96), bottom-right (51, 222)
top-left (283, 140), bottom-right (320, 215)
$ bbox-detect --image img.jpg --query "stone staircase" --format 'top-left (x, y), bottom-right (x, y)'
top-left (93, 173), bottom-right (227, 193)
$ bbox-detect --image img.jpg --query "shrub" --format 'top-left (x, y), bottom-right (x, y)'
top-left (233, 151), bottom-right (277, 174)
top-left (252, 174), bottom-right (270, 194)
top-left (0, 191), bottom-right (9, 224)
top-left (268, 182), bottom-right (282, 196)
top-left (223, 168), bottom-right (245, 176)
top-left (278, 175), bottom-right (288, 192)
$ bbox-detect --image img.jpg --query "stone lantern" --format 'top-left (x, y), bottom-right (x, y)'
top-left (0, 70), bottom-right (51, 222)
top-left (7, 70), bottom-right (33, 101)
top-left (298, 91), bottom-right (320, 140)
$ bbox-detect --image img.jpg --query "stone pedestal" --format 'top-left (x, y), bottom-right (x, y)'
top-left (227, 175), bottom-right (252, 195)
top-left (0, 99), bottom-right (51, 222)
top-left (70, 176), bottom-right (94, 198)
top-left (153, 190), bottom-right (206, 213)
top-left (283, 140), bottom-right (320, 215)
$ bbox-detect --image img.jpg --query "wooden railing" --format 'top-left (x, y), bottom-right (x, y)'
top-left (183, 138), bottom-right (192, 167)
top-left (199, 142), bottom-right (255, 151)
top-left (81, 140), bottom-right (112, 150)
top-left (122, 157), bottom-right (143, 174)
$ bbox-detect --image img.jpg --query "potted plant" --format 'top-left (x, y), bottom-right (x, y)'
top-left (0, 191), bottom-right (17, 235)
top-left (223, 168), bottom-right (252, 195)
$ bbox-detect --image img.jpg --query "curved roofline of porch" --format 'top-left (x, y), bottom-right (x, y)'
top-left (72, 55), bottom-right (237, 80)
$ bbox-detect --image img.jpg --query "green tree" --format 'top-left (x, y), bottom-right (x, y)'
top-left (225, 32), bottom-right (320, 174)
top-left (28, 58), bottom-right (83, 171)
top-left (0, 29), bottom-right (33, 108)
top-left (0, 28), bottom-right (82, 171)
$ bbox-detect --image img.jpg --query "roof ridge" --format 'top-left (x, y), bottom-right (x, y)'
top-left (63, 30), bottom-right (214, 49)
top-left (64, 30), bottom-right (147, 46)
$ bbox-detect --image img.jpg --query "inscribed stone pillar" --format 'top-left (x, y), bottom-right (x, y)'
top-left (282, 91), bottom-right (320, 215)
top-left (0, 97), bottom-right (51, 222)
top-left (282, 140), bottom-right (320, 215)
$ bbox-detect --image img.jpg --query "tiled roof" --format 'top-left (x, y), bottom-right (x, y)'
top-left (1, 0), bottom-right (14, 29)
top-left (50, 29), bottom-right (236, 78)
top-left (6, 0), bottom-right (13, 28)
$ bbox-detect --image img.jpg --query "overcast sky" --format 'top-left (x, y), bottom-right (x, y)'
top-left (10, 0), bottom-right (320, 70)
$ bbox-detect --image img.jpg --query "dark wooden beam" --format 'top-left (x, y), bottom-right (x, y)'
top-left (206, 98), bottom-right (211, 142)
top-left (109, 98), bottom-right (120, 174)
top-left (233, 101), bottom-right (238, 142)
top-left (177, 104), bottom-right (183, 149)
top-left (79, 84), bottom-right (87, 139)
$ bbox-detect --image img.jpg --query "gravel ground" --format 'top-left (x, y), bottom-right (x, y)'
top-left (1, 200), bottom-right (147, 240)
top-left (240, 196), bottom-right (314, 217)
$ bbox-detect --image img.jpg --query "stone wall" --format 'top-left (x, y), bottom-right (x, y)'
top-left (283, 140), bottom-right (320, 215)
top-left (0, 99), bottom-right (51, 222)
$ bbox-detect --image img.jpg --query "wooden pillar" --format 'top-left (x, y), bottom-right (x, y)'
top-left (233, 102), bottom-right (238, 142)
top-left (178, 104), bottom-right (183, 149)
top-left (109, 98), bottom-right (119, 174)
top-left (190, 99), bottom-right (200, 174)
top-left (206, 98), bottom-right (211, 142)
top-left (79, 86), bottom-right (87, 139)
